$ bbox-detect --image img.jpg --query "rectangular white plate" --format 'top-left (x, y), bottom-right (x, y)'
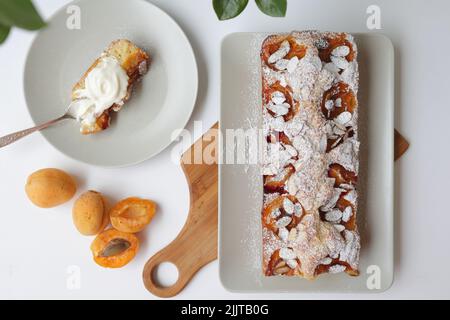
top-left (219, 32), bottom-right (394, 293)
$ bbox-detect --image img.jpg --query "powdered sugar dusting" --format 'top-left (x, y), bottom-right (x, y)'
top-left (260, 31), bottom-right (360, 279)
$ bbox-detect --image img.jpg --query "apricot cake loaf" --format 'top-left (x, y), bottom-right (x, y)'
top-left (260, 31), bottom-right (360, 279)
top-left (69, 39), bottom-right (150, 134)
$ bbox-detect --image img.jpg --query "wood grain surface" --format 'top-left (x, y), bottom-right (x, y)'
top-left (143, 123), bottom-right (219, 298)
top-left (395, 129), bottom-right (409, 160)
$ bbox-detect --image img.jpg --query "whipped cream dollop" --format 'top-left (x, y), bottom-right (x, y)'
top-left (69, 56), bottom-right (129, 131)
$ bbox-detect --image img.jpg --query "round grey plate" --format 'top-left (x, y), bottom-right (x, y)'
top-left (24, 0), bottom-right (198, 167)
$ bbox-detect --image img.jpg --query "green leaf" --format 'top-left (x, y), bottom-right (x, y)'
top-left (0, 0), bottom-right (46, 30)
top-left (255, 0), bottom-right (287, 17)
top-left (213, 0), bottom-right (249, 20)
top-left (0, 23), bottom-right (10, 44)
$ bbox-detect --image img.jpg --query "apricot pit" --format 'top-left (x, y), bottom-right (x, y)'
top-left (90, 229), bottom-right (139, 268)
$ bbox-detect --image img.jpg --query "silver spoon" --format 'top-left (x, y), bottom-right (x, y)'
top-left (0, 105), bottom-right (76, 149)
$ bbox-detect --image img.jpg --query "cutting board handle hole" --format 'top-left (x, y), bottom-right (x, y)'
top-left (152, 262), bottom-right (179, 288)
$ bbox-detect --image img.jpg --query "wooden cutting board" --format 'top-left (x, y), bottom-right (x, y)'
top-left (143, 123), bottom-right (219, 298)
top-left (142, 123), bottom-right (408, 298)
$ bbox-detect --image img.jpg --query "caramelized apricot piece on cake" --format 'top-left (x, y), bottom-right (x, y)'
top-left (265, 249), bottom-right (301, 276)
top-left (262, 195), bottom-right (304, 234)
top-left (328, 163), bottom-right (358, 188)
top-left (317, 33), bottom-right (356, 63)
top-left (264, 165), bottom-right (295, 193)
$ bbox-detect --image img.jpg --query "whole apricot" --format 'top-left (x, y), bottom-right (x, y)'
top-left (72, 191), bottom-right (109, 236)
top-left (25, 168), bottom-right (76, 208)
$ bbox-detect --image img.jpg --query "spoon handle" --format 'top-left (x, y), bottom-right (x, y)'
top-left (0, 115), bottom-right (68, 149)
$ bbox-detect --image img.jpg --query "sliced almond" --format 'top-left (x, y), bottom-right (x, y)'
top-left (330, 137), bottom-right (343, 149)
top-left (278, 227), bottom-right (289, 242)
top-left (324, 122), bottom-right (334, 135)
top-left (271, 208), bottom-right (282, 218)
top-left (328, 134), bottom-right (339, 140)
top-left (320, 257), bottom-right (333, 265)
top-left (276, 216), bottom-right (292, 228)
top-left (329, 264), bottom-right (346, 274)
top-left (320, 134), bottom-right (328, 153)
top-left (274, 59), bottom-right (289, 71)
top-left (334, 121), bottom-right (347, 131)
top-left (286, 259), bottom-right (298, 269)
top-left (333, 125), bottom-right (347, 136)
top-left (274, 265), bottom-right (290, 275)
top-left (284, 144), bottom-right (298, 157)
top-left (283, 198), bottom-right (295, 215)
top-left (340, 183), bottom-right (354, 190)
top-left (331, 55), bottom-right (349, 69)
top-left (271, 116), bottom-right (285, 132)
top-left (279, 247), bottom-right (296, 260)
top-left (294, 203), bottom-right (303, 217)
top-left (343, 190), bottom-right (357, 202)
top-left (267, 103), bottom-right (290, 116)
top-left (340, 230), bottom-right (359, 266)
top-left (321, 189), bottom-right (341, 212)
top-left (268, 40), bottom-right (290, 64)
top-left (271, 91), bottom-right (286, 105)
top-left (342, 206), bottom-right (353, 222)
top-left (288, 228), bottom-right (297, 241)
top-left (331, 45), bottom-right (350, 57)
top-left (325, 209), bottom-right (343, 222)
top-left (335, 111), bottom-right (352, 126)
top-left (286, 56), bottom-right (299, 73)
top-left (325, 100), bottom-right (334, 110)
top-left (324, 62), bottom-right (340, 74)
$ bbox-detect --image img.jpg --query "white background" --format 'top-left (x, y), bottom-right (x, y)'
top-left (0, 0), bottom-right (448, 299)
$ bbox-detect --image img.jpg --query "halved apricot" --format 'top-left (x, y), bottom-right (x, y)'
top-left (261, 35), bottom-right (307, 70)
top-left (262, 194), bottom-right (303, 233)
top-left (90, 229), bottom-right (139, 268)
top-left (318, 33), bottom-right (356, 63)
top-left (110, 197), bottom-right (157, 233)
top-left (263, 81), bottom-right (299, 122)
top-left (321, 82), bottom-right (357, 120)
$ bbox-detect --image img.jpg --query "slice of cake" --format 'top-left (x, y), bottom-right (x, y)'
top-left (260, 31), bottom-right (360, 279)
top-left (69, 39), bottom-right (150, 134)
